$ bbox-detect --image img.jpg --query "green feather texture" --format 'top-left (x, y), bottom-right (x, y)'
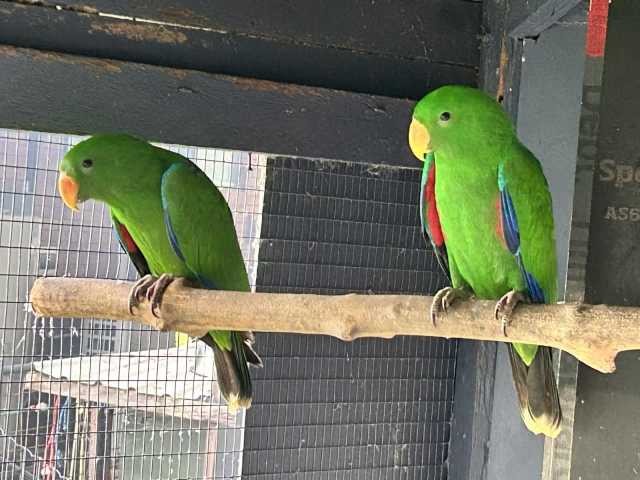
top-left (412, 86), bottom-right (561, 437)
top-left (59, 134), bottom-right (261, 411)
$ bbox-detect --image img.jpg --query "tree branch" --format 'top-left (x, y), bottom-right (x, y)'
top-left (30, 277), bottom-right (640, 374)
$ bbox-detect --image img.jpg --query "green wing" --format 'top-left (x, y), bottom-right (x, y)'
top-left (502, 145), bottom-right (557, 302)
top-left (499, 144), bottom-right (557, 364)
top-left (499, 145), bottom-right (562, 437)
top-left (160, 160), bottom-right (250, 350)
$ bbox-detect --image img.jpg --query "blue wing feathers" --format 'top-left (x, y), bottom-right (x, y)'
top-left (195, 274), bottom-right (217, 290)
top-left (161, 162), bottom-right (218, 290)
top-left (500, 189), bottom-right (521, 254)
top-left (498, 163), bottom-right (546, 304)
top-left (522, 266), bottom-right (545, 303)
top-left (161, 164), bottom-right (188, 263)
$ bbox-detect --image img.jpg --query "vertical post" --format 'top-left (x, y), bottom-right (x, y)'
top-left (96, 408), bottom-right (114, 480)
top-left (87, 405), bottom-right (98, 480)
top-left (204, 421), bottom-right (217, 479)
top-left (543, 1), bottom-right (610, 479)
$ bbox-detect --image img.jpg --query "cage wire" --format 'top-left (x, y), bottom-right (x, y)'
top-left (0, 128), bottom-right (266, 480)
top-left (0, 128), bottom-right (458, 480)
top-left (244, 156), bottom-right (457, 479)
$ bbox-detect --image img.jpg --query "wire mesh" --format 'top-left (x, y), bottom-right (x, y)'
top-left (0, 129), bottom-right (458, 480)
top-left (244, 156), bottom-right (456, 480)
top-left (0, 128), bottom-right (267, 480)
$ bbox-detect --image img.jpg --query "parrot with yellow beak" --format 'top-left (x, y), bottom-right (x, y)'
top-left (408, 86), bottom-right (562, 437)
top-left (58, 134), bottom-right (262, 411)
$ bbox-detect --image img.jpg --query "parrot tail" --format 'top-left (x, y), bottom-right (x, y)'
top-left (202, 331), bottom-right (262, 412)
top-left (507, 344), bottom-right (562, 438)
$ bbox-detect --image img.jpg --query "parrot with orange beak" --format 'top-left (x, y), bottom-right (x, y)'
top-left (58, 134), bottom-right (262, 411)
top-left (408, 86), bottom-right (562, 437)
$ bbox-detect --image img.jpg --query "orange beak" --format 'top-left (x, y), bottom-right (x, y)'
top-left (58, 172), bottom-right (80, 211)
top-left (408, 118), bottom-right (431, 161)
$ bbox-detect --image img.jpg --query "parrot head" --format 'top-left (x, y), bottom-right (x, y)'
top-left (408, 85), bottom-right (513, 162)
top-left (58, 133), bottom-right (157, 210)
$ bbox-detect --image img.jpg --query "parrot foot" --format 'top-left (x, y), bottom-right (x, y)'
top-left (494, 290), bottom-right (526, 337)
top-left (128, 274), bottom-right (175, 318)
top-left (430, 287), bottom-right (469, 326)
top-left (128, 274), bottom-right (155, 315)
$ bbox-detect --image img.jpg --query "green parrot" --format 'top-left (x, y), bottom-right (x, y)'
top-left (57, 134), bottom-right (262, 411)
top-left (408, 86), bottom-right (562, 437)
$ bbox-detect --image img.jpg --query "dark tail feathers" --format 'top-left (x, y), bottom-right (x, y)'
top-left (200, 331), bottom-right (262, 412)
top-left (508, 344), bottom-right (562, 438)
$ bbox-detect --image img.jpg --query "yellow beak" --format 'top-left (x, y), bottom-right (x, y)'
top-left (408, 118), bottom-right (431, 161)
top-left (58, 172), bottom-right (80, 211)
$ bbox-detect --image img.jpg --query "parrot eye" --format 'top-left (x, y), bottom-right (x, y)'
top-left (82, 159), bottom-right (93, 169)
top-left (439, 112), bottom-right (451, 122)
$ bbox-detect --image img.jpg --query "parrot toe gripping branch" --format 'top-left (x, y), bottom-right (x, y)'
top-left (429, 286), bottom-right (470, 326)
top-left (495, 290), bottom-right (527, 337)
top-left (128, 273), bottom-right (175, 318)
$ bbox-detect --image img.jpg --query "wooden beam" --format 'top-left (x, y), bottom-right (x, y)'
top-left (30, 277), bottom-right (640, 374)
top-left (48, 0), bottom-right (482, 66)
top-left (0, 45), bottom-right (417, 166)
top-left (509, 0), bottom-right (583, 39)
top-left (0, 1), bottom-right (478, 99)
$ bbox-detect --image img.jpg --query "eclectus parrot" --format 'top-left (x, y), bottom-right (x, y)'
top-left (57, 134), bottom-right (262, 411)
top-left (408, 86), bottom-right (562, 437)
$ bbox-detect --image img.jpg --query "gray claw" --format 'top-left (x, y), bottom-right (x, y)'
top-left (494, 290), bottom-right (526, 337)
top-left (430, 287), bottom-right (467, 327)
top-left (128, 274), bottom-right (155, 314)
top-left (127, 274), bottom-right (174, 318)
top-left (148, 274), bottom-right (175, 318)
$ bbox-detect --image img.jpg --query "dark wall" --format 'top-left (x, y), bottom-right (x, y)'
top-left (257, 157), bottom-right (445, 295)
top-left (571, 2), bottom-right (640, 478)
top-left (485, 6), bottom-right (588, 480)
top-left (245, 334), bottom-right (456, 480)
top-left (247, 156), bottom-right (455, 479)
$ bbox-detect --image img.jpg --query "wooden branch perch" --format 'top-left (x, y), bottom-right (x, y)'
top-left (30, 277), bottom-right (640, 374)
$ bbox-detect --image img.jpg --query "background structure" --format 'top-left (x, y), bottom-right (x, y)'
top-left (1, 1), bottom-right (631, 479)
top-left (0, 1), bottom-right (482, 478)
top-left (0, 129), bottom-right (267, 479)
top-left (0, 128), bottom-right (456, 479)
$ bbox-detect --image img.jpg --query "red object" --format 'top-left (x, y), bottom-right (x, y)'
top-left (586, 0), bottom-right (610, 57)
top-left (118, 223), bottom-right (138, 252)
top-left (425, 165), bottom-right (445, 246)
